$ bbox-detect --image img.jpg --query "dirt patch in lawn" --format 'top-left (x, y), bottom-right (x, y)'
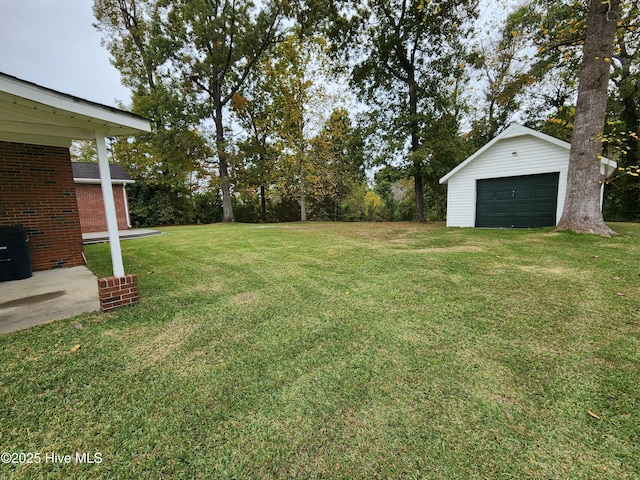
top-left (389, 238), bottom-right (417, 245)
top-left (128, 314), bottom-right (201, 371)
top-left (518, 265), bottom-right (574, 276)
top-left (402, 245), bottom-right (484, 253)
top-left (231, 291), bottom-right (260, 305)
top-left (102, 325), bottom-right (153, 341)
top-left (189, 282), bottom-right (224, 295)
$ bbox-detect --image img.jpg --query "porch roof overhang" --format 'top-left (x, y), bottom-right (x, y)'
top-left (0, 72), bottom-right (150, 147)
top-left (1, 72), bottom-right (151, 279)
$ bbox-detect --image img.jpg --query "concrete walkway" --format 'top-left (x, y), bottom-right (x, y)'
top-left (82, 228), bottom-right (163, 244)
top-left (0, 266), bottom-right (100, 334)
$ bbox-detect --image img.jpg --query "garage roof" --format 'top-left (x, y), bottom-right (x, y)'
top-left (0, 72), bottom-right (150, 147)
top-left (440, 124), bottom-right (616, 184)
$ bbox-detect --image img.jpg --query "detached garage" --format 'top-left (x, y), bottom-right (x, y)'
top-left (439, 124), bottom-right (617, 228)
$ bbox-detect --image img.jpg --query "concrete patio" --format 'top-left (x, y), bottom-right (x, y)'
top-left (0, 266), bottom-right (99, 334)
top-left (83, 228), bottom-right (163, 244)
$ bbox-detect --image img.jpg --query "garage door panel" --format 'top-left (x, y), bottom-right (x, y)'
top-left (535, 200), bottom-right (556, 209)
top-left (476, 173), bottom-right (559, 228)
top-left (536, 187), bottom-right (556, 198)
top-left (494, 191), bottom-right (513, 201)
top-left (515, 187), bottom-right (535, 198)
top-left (513, 202), bottom-right (535, 214)
top-left (494, 203), bottom-right (514, 214)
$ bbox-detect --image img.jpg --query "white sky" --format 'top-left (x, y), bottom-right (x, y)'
top-left (0, 0), bottom-right (131, 108)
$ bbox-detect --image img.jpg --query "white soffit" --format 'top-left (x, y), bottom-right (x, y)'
top-left (0, 72), bottom-right (150, 147)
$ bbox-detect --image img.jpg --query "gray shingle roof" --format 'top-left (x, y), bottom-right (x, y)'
top-left (72, 162), bottom-right (133, 182)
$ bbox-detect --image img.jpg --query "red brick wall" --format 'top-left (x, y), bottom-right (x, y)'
top-left (0, 141), bottom-right (84, 271)
top-left (98, 274), bottom-right (140, 311)
top-left (75, 183), bottom-right (130, 233)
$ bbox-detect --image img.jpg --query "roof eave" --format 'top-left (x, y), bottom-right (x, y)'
top-left (0, 72), bottom-right (151, 140)
top-left (74, 178), bottom-right (135, 185)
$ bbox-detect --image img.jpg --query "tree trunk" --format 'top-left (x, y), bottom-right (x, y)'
top-left (298, 143), bottom-right (307, 221)
top-left (214, 105), bottom-right (235, 223)
top-left (556, 0), bottom-right (620, 235)
top-left (299, 194), bottom-right (307, 221)
top-left (260, 184), bottom-right (266, 222)
top-left (414, 170), bottom-right (425, 222)
top-left (409, 71), bottom-right (426, 222)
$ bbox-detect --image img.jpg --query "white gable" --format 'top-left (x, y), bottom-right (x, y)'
top-left (439, 124), bottom-right (571, 184)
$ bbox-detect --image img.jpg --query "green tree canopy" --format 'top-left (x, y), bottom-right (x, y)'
top-left (326, 0), bottom-right (477, 222)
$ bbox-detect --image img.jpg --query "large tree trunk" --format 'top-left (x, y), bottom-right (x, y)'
top-left (409, 73), bottom-right (426, 222)
top-left (215, 106), bottom-right (235, 223)
top-left (556, 0), bottom-right (620, 235)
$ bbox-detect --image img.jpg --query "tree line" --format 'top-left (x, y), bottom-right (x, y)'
top-left (86, 0), bottom-right (639, 229)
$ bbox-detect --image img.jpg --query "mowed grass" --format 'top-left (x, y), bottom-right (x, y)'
top-left (1, 222), bottom-right (639, 479)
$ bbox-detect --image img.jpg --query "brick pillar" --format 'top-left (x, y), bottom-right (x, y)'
top-left (98, 274), bottom-right (139, 312)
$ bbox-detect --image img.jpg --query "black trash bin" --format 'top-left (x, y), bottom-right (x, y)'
top-left (0, 225), bottom-right (32, 282)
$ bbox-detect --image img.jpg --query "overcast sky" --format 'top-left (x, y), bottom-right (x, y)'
top-left (0, 1), bottom-right (131, 108)
top-left (0, 1), bottom-right (511, 111)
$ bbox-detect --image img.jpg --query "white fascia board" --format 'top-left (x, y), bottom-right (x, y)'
top-left (501, 124), bottom-right (571, 151)
top-left (74, 178), bottom-right (135, 185)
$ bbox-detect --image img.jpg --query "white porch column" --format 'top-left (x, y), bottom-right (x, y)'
top-left (95, 133), bottom-right (125, 277)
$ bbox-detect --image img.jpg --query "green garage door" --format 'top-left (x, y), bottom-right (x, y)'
top-left (476, 172), bottom-right (559, 228)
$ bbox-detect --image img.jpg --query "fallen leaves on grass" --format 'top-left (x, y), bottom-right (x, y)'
top-left (70, 344), bottom-right (81, 353)
top-left (588, 410), bottom-right (602, 420)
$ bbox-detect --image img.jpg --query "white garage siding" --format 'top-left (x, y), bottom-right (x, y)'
top-left (443, 135), bottom-right (568, 227)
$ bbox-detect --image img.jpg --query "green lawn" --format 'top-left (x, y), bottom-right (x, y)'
top-left (1, 222), bottom-right (639, 479)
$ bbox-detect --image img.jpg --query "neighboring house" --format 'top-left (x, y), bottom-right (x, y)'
top-left (439, 124), bottom-right (617, 228)
top-left (73, 162), bottom-right (134, 233)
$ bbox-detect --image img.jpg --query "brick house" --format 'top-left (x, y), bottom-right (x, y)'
top-left (73, 162), bottom-right (134, 233)
top-left (1, 142), bottom-right (86, 271)
top-left (0, 72), bottom-right (150, 310)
